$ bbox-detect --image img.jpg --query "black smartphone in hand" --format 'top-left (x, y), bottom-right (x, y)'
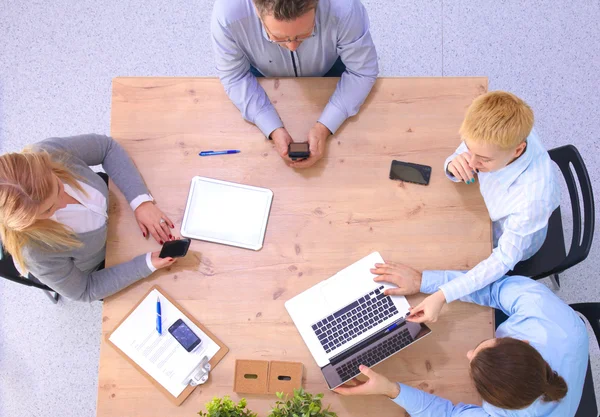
top-left (159, 238), bottom-right (191, 258)
top-left (288, 142), bottom-right (310, 161)
top-left (389, 160), bottom-right (432, 186)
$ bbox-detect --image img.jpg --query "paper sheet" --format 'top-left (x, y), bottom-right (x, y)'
top-left (109, 289), bottom-right (220, 397)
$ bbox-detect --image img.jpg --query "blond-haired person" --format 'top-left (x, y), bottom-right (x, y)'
top-left (380, 91), bottom-right (560, 323)
top-left (0, 134), bottom-right (178, 302)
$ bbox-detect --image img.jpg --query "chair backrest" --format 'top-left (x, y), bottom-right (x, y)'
top-left (0, 245), bottom-right (55, 291)
top-left (547, 145), bottom-right (595, 276)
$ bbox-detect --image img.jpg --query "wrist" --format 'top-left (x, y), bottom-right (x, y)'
top-left (315, 122), bottom-right (331, 137)
top-left (270, 127), bottom-right (285, 140)
top-left (434, 289), bottom-right (447, 303)
top-left (386, 382), bottom-right (400, 399)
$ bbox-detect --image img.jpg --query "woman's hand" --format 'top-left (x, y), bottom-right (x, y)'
top-left (448, 153), bottom-right (476, 184)
top-left (333, 365), bottom-right (400, 399)
top-left (134, 201), bottom-right (174, 244)
top-left (407, 290), bottom-right (447, 323)
top-left (150, 252), bottom-right (177, 270)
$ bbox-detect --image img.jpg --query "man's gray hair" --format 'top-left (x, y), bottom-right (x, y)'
top-left (254, 0), bottom-right (318, 21)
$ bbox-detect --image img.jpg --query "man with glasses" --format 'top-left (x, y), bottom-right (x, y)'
top-left (211, 0), bottom-right (378, 168)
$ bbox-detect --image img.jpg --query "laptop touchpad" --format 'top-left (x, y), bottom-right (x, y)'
top-left (320, 278), bottom-right (371, 309)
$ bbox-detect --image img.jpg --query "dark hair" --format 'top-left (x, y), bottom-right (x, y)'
top-left (470, 338), bottom-right (568, 409)
top-left (253, 0), bottom-right (318, 21)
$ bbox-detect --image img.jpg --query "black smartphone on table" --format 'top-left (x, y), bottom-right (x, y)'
top-left (288, 142), bottom-right (310, 161)
top-left (168, 318), bottom-right (202, 352)
top-left (389, 160), bottom-right (432, 185)
top-left (159, 238), bottom-right (191, 258)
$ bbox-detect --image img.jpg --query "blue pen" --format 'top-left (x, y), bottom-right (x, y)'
top-left (156, 296), bottom-right (162, 335)
top-left (199, 150), bottom-right (241, 156)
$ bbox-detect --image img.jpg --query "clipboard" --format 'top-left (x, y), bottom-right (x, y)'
top-left (106, 285), bottom-right (229, 406)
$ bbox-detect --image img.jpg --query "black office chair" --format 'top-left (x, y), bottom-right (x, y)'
top-left (571, 303), bottom-right (600, 417)
top-left (510, 145), bottom-right (595, 287)
top-left (0, 172), bottom-right (110, 304)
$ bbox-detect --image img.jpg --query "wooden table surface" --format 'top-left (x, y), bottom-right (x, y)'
top-left (97, 77), bottom-right (494, 417)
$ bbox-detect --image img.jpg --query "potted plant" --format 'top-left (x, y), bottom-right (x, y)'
top-left (198, 396), bottom-right (257, 417)
top-left (267, 389), bottom-right (337, 417)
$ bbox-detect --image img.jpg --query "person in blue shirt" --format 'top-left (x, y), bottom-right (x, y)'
top-left (334, 262), bottom-right (588, 416)
top-left (211, 0), bottom-right (378, 169)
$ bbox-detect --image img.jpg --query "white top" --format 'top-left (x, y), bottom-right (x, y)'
top-left (51, 180), bottom-right (156, 273)
top-left (438, 129), bottom-right (560, 303)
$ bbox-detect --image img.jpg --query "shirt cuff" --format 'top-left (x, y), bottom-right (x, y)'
top-left (391, 383), bottom-right (420, 411)
top-left (318, 102), bottom-right (347, 134)
top-left (254, 108), bottom-right (284, 138)
top-left (439, 279), bottom-right (463, 304)
top-left (420, 270), bottom-right (446, 294)
top-left (130, 194), bottom-right (154, 211)
top-left (444, 158), bottom-right (461, 183)
top-left (146, 252), bottom-right (157, 273)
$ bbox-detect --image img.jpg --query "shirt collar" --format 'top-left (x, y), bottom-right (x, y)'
top-left (487, 130), bottom-right (538, 191)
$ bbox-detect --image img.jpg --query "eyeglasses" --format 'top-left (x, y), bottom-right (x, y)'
top-left (260, 16), bottom-right (317, 45)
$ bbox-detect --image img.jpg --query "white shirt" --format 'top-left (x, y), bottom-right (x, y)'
top-left (51, 180), bottom-right (157, 273)
top-left (438, 129), bottom-right (561, 303)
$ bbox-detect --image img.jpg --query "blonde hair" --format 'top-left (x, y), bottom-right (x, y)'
top-left (0, 149), bottom-right (86, 272)
top-left (460, 91), bottom-right (534, 149)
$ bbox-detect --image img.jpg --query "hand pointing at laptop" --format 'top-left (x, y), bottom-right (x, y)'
top-left (370, 262), bottom-right (447, 323)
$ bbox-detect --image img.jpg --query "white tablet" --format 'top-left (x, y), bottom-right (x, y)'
top-left (180, 177), bottom-right (273, 251)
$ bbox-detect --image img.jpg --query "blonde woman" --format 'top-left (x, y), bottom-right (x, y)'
top-left (0, 134), bottom-right (177, 302)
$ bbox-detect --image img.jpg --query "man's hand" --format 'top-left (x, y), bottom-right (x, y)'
top-left (290, 122), bottom-right (330, 169)
top-left (270, 127), bottom-right (294, 163)
top-left (448, 153), bottom-right (476, 184)
top-left (370, 262), bottom-right (422, 296)
top-left (333, 365), bottom-right (400, 399)
top-left (407, 290), bottom-right (447, 323)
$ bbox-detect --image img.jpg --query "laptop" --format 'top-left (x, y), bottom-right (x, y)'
top-left (285, 252), bottom-right (432, 389)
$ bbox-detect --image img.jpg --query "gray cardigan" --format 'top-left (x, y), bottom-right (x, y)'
top-left (22, 134), bottom-right (153, 302)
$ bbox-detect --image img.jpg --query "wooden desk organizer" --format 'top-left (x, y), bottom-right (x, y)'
top-left (233, 359), bottom-right (303, 395)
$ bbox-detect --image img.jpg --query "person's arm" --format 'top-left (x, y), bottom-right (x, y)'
top-left (36, 134), bottom-right (152, 208)
top-left (318, 0), bottom-right (378, 134)
top-left (444, 142), bottom-right (468, 182)
top-left (393, 384), bottom-right (491, 417)
top-left (27, 253), bottom-right (153, 302)
top-left (437, 201), bottom-right (554, 303)
top-left (210, 10), bottom-right (283, 138)
top-left (421, 268), bottom-right (568, 319)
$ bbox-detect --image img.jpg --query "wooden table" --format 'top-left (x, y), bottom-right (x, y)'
top-left (97, 77), bottom-right (493, 417)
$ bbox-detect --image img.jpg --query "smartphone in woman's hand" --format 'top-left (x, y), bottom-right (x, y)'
top-left (159, 238), bottom-right (191, 258)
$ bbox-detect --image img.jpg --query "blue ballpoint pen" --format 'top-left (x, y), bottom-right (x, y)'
top-left (156, 296), bottom-right (162, 335)
top-left (199, 150), bottom-right (241, 156)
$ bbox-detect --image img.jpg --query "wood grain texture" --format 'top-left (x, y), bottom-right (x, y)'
top-left (97, 77), bottom-right (493, 417)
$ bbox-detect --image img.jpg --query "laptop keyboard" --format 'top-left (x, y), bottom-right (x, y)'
top-left (335, 327), bottom-right (412, 383)
top-left (311, 286), bottom-right (399, 354)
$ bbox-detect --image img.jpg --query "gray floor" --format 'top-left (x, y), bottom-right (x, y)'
top-left (0, 1), bottom-right (599, 416)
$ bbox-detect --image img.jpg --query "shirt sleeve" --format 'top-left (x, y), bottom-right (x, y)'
top-left (421, 271), bottom-right (582, 322)
top-left (129, 194), bottom-right (154, 211)
top-left (27, 253), bottom-right (153, 302)
top-left (438, 201), bottom-right (553, 303)
top-left (318, 0), bottom-right (378, 134)
top-left (392, 383), bottom-right (491, 417)
top-left (145, 252), bottom-right (157, 272)
top-left (444, 142), bottom-right (469, 182)
top-left (36, 134), bottom-right (151, 206)
top-left (210, 11), bottom-right (283, 138)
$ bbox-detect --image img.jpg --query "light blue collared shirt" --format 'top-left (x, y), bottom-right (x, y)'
top-left (439, 130), bottom-right (560, 303)
top-left (393, 272), bottom-right (588, 416)
top-left (210, 0), bottom-right (378, 137)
